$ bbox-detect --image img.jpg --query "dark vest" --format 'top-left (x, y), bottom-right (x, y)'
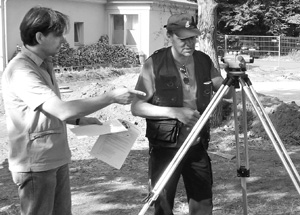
top-left (146, 47), bottom-right (212, 148)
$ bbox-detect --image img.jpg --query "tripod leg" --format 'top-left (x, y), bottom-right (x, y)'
top-left (241, 179), bottom-right (248, 215)
top-left (242, 87), bottom-right (250, 173)
top-left (241, 87), bottom-right (249, 215)
top-left (233, 86), bottom-right (249, 215)
top-left (138, 78), bottom-right (234, 215)
top-left (233, 90), bottom-right (241, 169)
top-left (239, 77), bottom-right (300, 194)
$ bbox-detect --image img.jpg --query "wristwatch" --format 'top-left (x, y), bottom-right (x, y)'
top-left (75, 118), bottom-right (80, 125)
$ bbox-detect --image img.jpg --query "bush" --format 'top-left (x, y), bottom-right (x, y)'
top-left (288, 49), bottom-right (300, 61)
top-left (52, 35), bottom-right (139, 69)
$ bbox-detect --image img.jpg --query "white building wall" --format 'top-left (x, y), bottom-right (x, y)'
top-left (105, 4), bottom-right (151, 57)
top-left (5, 0), bottom-right (106, 61)
top-left (0, 1), bottom-right (3, 71)
top-left (138, 7), bottom-right (150, 58)
top-left (148, 5), bottom-right (172, 56)
top-left (106, 1), bottom-right (197, 59)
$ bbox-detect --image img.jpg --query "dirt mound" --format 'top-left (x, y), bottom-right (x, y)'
top-left (253, 96), bottom-right (300, 144)
top-left (223, 92), bottom-right (300, 145)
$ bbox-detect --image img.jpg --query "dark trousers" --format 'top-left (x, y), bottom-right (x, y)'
top-left (148, 144), bottom-right (213, 215)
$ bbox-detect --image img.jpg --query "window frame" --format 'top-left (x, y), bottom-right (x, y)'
top-left (74, 22), bottom-right (84, 46)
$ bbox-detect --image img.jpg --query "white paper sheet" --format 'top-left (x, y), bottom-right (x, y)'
top-left (70, 119), bottom-right (127, 138)
top-left (89, 120), bottom-right (141, 169)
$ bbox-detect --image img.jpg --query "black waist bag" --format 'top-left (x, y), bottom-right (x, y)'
top-left (146, 119), bottom-right (182, 148)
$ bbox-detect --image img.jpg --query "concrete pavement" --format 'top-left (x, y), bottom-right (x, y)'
top-left (220, 58), bottom-right (300, 106)
top-left (251, 81), bottom-right (300, 105)
top-left (248, 59), bottom-right (300, 105)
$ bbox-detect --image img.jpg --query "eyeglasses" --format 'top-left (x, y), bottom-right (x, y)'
top-left (179, 65), bottom-right (190, 85)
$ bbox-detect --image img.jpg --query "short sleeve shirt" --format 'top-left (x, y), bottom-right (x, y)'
top-left (1, 46), bottom-right (71, 172)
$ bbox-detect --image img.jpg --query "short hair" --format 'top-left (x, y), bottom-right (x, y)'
top-left (20, 6), bottom-right (70, 46)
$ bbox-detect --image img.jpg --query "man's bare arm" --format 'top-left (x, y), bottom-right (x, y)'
top-left (40, 87), bottom-right (145, 122)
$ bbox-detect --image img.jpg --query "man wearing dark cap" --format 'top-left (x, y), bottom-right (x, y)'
top-left (131, 13), bottom-right (232, 214)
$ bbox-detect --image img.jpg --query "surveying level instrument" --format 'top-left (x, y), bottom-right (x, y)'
top-left (138, 56), bottom-right (300, 215)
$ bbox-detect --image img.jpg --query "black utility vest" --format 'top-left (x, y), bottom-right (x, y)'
top-left (147, 47), bottom-right (212, 148)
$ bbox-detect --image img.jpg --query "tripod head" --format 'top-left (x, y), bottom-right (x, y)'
top-left (222, 55), bottom-right (250, 89)
top-left (223, 54), bottom-right (247, 73)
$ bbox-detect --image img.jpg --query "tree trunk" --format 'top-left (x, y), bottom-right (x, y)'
top-left (197, 0), bottom-right (223, 127)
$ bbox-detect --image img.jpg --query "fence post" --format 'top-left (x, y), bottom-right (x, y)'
top-left (278, 35), bottom-right (281, 68)
top-left (225, 35), bottom-right (228, 54)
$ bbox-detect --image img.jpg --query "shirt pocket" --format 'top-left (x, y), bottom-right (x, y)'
top-left (29, 129), bottom-right (62, 141)
top-left (153, 75), bottom-right (179, 106)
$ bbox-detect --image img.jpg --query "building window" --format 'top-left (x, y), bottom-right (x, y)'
top-left (74, 22), bottom-right (84, 46)
top-left (111, 14), bottom-right (139, 48)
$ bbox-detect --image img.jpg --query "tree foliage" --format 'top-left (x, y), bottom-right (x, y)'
top-left (188, 0), bottom-right (300, 36)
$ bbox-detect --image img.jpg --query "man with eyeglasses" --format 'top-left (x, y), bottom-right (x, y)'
top-left (131, 13), bottom-right (233, 215)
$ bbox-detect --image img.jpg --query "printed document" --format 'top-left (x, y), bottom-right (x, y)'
top-left (90, 120), bottom-right (141, 169)
top-left (70, 119), bottom-right (127, 138)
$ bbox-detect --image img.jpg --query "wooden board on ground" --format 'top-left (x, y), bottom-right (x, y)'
top-left (208, 151), bottom-right (236, 160)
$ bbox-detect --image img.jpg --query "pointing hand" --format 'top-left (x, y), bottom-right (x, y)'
top-left (110, 87), bottom-right (146, 105)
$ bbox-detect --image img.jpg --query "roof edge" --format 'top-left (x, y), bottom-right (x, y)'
top-left (107, 0), bottom-right (197, 6)
top-left (63, 0), bottom-right (107, 4)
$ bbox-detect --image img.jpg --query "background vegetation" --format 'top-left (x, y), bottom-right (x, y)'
top-left (189, 0), bottom-right (300, 37)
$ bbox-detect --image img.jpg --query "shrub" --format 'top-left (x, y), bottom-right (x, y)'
top-left (52, 35), bottom-right (139, 69)
top-left (53, 42), bottom-right (75, 67)
top-left (288, 49), bottom-right (300, 61)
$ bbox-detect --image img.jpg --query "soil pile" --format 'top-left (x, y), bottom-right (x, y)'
top-left (221, 92), bottom-right (300, 145)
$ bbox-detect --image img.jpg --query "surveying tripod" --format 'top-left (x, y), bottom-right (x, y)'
top-left (138, 67), bottom-right (300, 215)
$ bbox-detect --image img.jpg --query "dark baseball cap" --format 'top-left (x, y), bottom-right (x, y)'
top-left (164, 13), bottom-right (201, 39)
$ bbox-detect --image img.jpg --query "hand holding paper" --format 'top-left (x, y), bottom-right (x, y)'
top-left (70, 119), bottom-right (127, 138)
top-left (89, 120), bottom-right (141, 169)
top-left (70, 119), bottom-right (141, 169)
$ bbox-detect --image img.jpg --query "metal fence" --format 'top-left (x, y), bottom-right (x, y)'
top-left (224, 35), bottom-right (300, 58)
